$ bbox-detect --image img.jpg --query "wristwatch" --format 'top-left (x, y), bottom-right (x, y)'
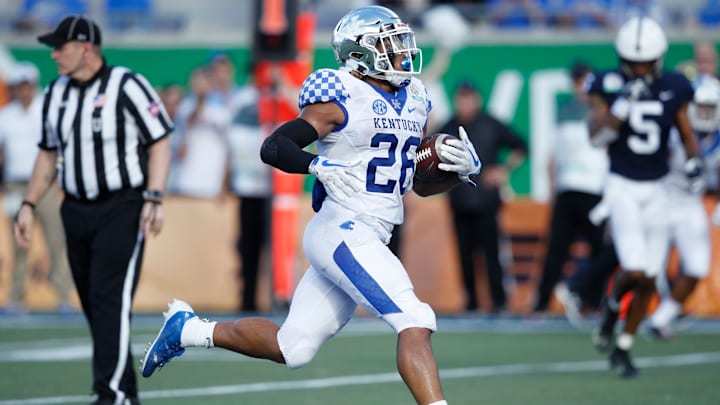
top-left (142, 189), bottom-right (164, 203)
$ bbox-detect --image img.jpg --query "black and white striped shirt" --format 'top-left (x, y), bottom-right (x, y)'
top-left (39, 63), bottom-right (173, 200)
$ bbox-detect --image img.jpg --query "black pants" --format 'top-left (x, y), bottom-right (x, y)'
top-left (452, 210), bottom-right (506, 311)
top-left (534, 191), bottom-right (605, 311)
top-left (568, 239), bottom-right (618, 309)
top-left (61, 190), bottom-right (144, 402)
top-left (238, 196), bottom-right (270, 312)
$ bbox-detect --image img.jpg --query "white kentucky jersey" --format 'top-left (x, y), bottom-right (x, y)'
top-left (666, 128), bottom-right (720, 194)
top-left (299, 68), bottom-right (431, 226)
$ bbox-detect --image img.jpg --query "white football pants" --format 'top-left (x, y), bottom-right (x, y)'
top-left (605, 174), bottom-right (670, 277)
top-left (277, 200), bottom-right (436, 369)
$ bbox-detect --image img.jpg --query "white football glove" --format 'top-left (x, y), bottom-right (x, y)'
top-left (713, 203), bottom-right (720, 227)
top-left (438, 125), bottom-right (482, 186)
top-left (308, 156), bottom-right (364, 202)
top-left (622, 78), bottom-right (649, 101)
top-left (610, 78), bottom-right (649, 122)
top-left (683, 156), bottom-right (705, 194)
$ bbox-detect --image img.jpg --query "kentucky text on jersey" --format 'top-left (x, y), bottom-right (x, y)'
top-left (373, 117), bottom-right (424, 133)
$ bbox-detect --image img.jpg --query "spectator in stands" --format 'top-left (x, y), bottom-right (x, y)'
top-left (676, 40), bottom-right (718, 84)
top-left (105, 0), bottom-right (152, 31)
top-left (158, 83), bottom-right (184, 192)
top-left (697, 0), bottom-right (720, 27)
top-left (13, 0), bottom-right (87, 32)
top-left (0, 62), bottom-right (74, 314)
top-left (486, 0), bottom-right (547, 28)
top-left (532, 61), bottom-right (612, 322)
top-left (438, 81), bottom-right (528, 313)
top-left (157, 83), bottom-right (184, 121)
top-left (547, 0), bottom-right (612, 29)
top-left (694, 41), bottom-right (719, 78)
top-left (171, 67), bottom-right (230, 198)
top-left (226, 66), bottom-right (271, 312)
top-left (208, 52), bottom-right (241, 104)
top-left (607, 0), bottom-right (668, 27)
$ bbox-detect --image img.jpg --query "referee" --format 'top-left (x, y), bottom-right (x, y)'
top-left (13, 16), bottom-right (172, 405)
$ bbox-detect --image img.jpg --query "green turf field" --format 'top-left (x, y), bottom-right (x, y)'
top-left (1, 315), bottom-right (719, 404)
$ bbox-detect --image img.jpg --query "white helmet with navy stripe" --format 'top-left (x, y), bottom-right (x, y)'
top-left (332, 5), bottom-right (422, 88)
top-left (615, 16), bottom-right (667, 81)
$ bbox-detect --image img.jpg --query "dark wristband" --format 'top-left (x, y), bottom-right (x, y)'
top-left (21, 200), bottom-right (36, 210)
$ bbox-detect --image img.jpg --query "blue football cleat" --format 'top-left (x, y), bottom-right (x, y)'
top-left (140, 299), bottom-right (196, 377)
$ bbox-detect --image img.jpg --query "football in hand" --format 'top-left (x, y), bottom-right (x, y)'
top-left (414, 133), bottom-right (460, 183)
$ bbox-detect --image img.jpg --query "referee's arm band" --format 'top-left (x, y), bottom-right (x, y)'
top-left (260, 118), bottom-right (319, 174)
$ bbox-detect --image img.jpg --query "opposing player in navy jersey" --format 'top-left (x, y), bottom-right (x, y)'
top-left (648, 76), bottom-right (720, 339)
top-left (585, 16), bottom-right (703, 378)
top-left (140, 6), bottom-right (481, 404)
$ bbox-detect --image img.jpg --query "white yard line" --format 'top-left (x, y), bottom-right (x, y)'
top-left (1, 352), bottom-right (719, 405)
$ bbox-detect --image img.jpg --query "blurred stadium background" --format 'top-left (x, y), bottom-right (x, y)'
top-left (1, 1), bottom-right (720, 404)
top-left (0, 0), bottom-right (719, 315)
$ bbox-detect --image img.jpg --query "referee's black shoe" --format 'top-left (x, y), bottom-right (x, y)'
top-left (592, 299), bottom-right (619, 352)
top-left (609, 347), bottom-right (639, 378)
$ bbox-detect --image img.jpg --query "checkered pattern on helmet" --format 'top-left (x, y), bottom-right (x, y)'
top-left (299, 69), bottom-right (349, 109)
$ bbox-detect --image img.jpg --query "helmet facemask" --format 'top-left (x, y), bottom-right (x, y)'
top-left (690, 102), bottom-right (720, 135)
top-left (364, 23), bottom-right (422, 87)
top-left (333, 6), bottom-right (422, 88)
top-left (619, 57), bottom-right (664, 85)
top-left (615, 17), bottom-right (667, 85)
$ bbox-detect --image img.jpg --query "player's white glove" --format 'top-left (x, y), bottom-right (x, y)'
top-left (309, 156), bottom-right (364, 202)
top-left (610, 78), bottom-right (649, 122)
top-left (590, 127), bottom-right (619, 147)
top-left (683, 156), bottom-right (705, 194)
top-left (622, 78), bottom-right (649, 101)
top-left (713, 203), bottom-right (720, 227)
top-left (438, 125), bottom-right (482, 186)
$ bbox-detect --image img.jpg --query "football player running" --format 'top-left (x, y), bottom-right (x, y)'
top-left (586, 16), bottom-right (702, 378)
top-left (648, 76), bottom-right (720, 339)
top-left (140, 6), bottom-right (481, 404)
